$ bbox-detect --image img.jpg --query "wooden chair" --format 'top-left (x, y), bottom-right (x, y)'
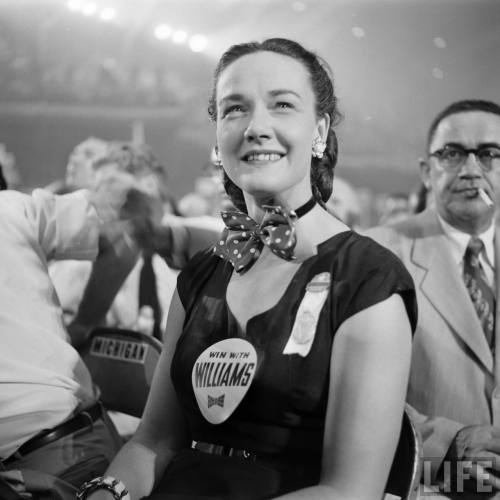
top-left (80, 327), bottom-right (162, 418)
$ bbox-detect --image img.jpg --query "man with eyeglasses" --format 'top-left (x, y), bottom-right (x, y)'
top-left (367, 99), bottom-right (500, 498)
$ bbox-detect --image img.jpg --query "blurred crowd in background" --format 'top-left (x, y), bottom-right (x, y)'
top-left (0, 137), bottom-right (429, 231)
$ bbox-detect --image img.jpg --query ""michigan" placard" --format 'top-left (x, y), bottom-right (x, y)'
top-left (90, 336), bottom-right (147, 363)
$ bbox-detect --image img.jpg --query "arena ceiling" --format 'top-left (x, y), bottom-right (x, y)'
top-left (0, 0), bottom-right (499, 194)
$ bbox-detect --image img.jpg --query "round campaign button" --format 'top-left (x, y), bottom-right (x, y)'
top-left (191, 338), bottom-right (257, 425)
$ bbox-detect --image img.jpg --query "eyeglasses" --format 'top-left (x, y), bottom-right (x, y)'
top-left (429, 145), bottom-right (500, 171)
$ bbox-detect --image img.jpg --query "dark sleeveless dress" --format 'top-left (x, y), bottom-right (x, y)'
top-left (148, 231), bottom-right (417, 499)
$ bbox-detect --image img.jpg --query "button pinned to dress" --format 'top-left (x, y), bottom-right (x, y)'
top-left (283, 272), bottom-right (331, 357)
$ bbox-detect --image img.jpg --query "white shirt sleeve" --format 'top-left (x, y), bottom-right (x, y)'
top-left (28, 188), bottom-right (100, 261)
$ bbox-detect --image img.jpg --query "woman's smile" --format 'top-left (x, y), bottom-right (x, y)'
top-left (240, 150), bottom-right (285, 165)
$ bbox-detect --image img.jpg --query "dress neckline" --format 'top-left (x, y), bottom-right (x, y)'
top-left (224, 230), bottom-right (353, 335)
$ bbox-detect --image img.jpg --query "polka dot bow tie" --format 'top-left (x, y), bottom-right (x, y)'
top-left (214, 197), bottom-right (316, 274)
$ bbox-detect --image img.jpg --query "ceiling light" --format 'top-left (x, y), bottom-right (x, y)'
top-left (154, 24), bottom-right (172, 40)
top-left (100, 7), bottom-right (116, 21)
top-left (189, 34), bottom-right (207, 52)
top-left (172, 30), bottom-right (188, 44)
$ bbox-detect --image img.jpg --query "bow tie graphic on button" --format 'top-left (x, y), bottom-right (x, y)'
top-left (213, 205), bottom-right (298, 274)
top-left (208, 394), bottom-right (225, 408)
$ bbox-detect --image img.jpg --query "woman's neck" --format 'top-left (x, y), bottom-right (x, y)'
top-left (244, 191), bottom-right (313, 222)
top-left (293, 205), bottom-right (351, 259)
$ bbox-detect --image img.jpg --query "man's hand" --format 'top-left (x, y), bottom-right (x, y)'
top-left (88, 170), bottom-right (136, 223)
top-left (119, 188), bottom-right (164, 253)
top-left (88, 170), bottom-right (164, 252)
top-left (446, 425), bottom-right (500, 492)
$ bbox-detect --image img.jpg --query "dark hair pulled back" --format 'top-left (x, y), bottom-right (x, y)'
top-left (208, 38), bottom-right (341, 212)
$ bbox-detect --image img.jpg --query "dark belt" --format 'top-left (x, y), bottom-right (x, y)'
top-left (191, 440), bottom-right (257, 461)
top-left (4, 401), bottom-right (104, 464)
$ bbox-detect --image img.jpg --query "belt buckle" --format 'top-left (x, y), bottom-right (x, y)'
top-left (191, 441), bottom-right (256, 461)
top-left (222, 445), bottom-right (254, 460)
top-left (235, 448), bottom-right (256, 461)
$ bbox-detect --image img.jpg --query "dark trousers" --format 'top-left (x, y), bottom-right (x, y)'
top-left (1, 412), bottom-right (123, 499)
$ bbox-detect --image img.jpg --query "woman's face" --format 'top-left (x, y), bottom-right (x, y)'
top-left (215, 51), bottom-right (328, 205)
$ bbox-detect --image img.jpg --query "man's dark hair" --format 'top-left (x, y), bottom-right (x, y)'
top-left (427, 99), bottom-right (500, 151)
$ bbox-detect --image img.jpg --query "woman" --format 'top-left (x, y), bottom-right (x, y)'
top-left (79, 38), bottom-right (416, 500)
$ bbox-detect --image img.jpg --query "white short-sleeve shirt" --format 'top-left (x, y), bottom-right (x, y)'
top-left (0, 189), bottom-right (100, 459)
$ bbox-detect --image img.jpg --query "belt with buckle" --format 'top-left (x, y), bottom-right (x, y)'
top-left (4, 401), bottom-right (104, 464)
top-left (191, 440), bottom-right (257, 461)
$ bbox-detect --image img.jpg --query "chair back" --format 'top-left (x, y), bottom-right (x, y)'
top-left (384, 407), bottom-right (422, 500)
top-left (80, 327), bottom-right (162, 418)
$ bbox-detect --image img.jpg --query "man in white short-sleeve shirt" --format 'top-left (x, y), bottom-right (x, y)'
top-left (0, 184), bottom-right (140, 492)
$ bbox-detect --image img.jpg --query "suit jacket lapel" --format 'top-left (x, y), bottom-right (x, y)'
top-left (411, 209), bottom-right (493, 372)
top-left (494, 231), bottom-right (500, 380)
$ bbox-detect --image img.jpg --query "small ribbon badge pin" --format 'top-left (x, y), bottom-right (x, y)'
top-left (283, 272), bottom-right (331, 357)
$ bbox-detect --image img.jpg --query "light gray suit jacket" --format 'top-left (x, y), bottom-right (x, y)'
top-left (366, 207), bottom-right (500, 481)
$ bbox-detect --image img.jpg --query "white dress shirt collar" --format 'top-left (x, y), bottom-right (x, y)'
top-left (437, 214), bottom-right (495, 268)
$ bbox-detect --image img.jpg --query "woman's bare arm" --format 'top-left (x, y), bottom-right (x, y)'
top-left (274, 294), bottom-right (412, 500)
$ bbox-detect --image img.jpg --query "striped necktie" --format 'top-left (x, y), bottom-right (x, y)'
top-left (463, 237), bottom-right (495, 348)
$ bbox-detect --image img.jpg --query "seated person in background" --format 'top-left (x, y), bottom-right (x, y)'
top-left (50, 141), bottom-right (179, 340)
top-left (367, 99), bottom-right (500, 498)
top-left (44, 136), bottom-right (108, 194)
top-left (80, 37), bottom-right (416, 500)
top-left (0, 171), bottom-right (150, 496)
top-left (52, 141), bottom-right (223, 343)
top-left (59, 143), bottom-right (223, 439)
top-left (54, 141), bottom-right (223, 346)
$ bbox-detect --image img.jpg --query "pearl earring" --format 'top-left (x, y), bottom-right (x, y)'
top-left (312, 137), bottom-right (326, 159)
